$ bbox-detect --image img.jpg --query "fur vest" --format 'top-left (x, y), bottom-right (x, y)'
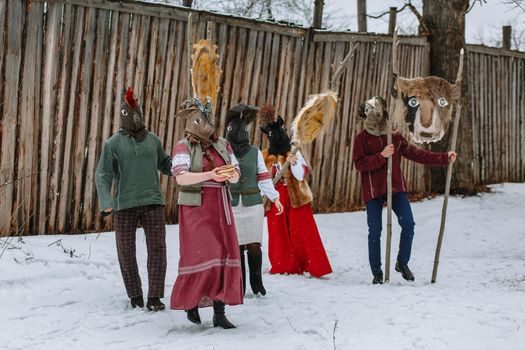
top-left (262, 150), bottom-right (313, 208)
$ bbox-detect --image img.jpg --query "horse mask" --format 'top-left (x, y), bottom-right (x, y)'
top-left (259, 105), bottom-right (291, 156)
top-left (121, 87), bottom-right (148, 142)
top-left (176, 97), bottom-right (216, 147)
top-left (358, 96), bottom-right (388, 136)
top-left (224, 103), bottom-right (259, 158)
top-left (392, 75), bottom-right (461, 144)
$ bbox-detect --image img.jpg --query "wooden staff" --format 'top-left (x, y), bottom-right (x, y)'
top-left (431, 48), bottom-right (465, 283)
top-left (186, 13), bottom-right (194, 98)
top-left (385, 29), bottom-right (399, 283)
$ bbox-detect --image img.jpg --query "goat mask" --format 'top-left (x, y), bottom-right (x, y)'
top-left (358, 96), bottom-right (388, 136)
top-left (176, 97), bottom-right (216, 147)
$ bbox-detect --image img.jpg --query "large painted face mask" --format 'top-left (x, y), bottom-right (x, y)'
top-left (224, 103), bottom-right (259, 157)
top-left (176, 97), bottom-right (216, 145)
top-left (358, 96), bottom-right (388, 136)
top-left (394, 76), bottom-right (461, 143)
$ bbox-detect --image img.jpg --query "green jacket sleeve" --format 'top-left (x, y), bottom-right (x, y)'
top-left (156, 136), bottom-right (173, 176)
top-left (95, 141), bottom-right (115, 212)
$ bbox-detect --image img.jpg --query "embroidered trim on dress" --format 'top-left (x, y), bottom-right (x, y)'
top-left (178, 258), bottom-right (241, 275)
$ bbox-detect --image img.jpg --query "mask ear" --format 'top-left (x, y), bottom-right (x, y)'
top-left (261, 125), bottom-right (270, 135)
top-left (357, 103), bottom-right (366, 119)
top-left (277, 115), bottom-right (285, 127)
top-left (243, 113), bottom-right (257, 126)
top-left (176, 107), bottom-right (199, 119)
top-left (396, 77), bottom-right (413, 96)
top-left (450, 83), bottom-right (461, 102)
top-left (376, 96), bottom-right (386, 110)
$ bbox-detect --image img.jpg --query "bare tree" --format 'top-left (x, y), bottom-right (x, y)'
top-left (504, 0), bottom-right (525, 11)
top-left (422, 0), bottom-right (476, 194)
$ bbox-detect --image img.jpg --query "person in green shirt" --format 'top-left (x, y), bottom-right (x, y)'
top-left (95, 88), bottom-right (172, 311)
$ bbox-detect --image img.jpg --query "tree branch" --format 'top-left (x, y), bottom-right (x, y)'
top-left (466, 0), bottom-right (488, 14)
top-left (366, 3), bottom-right (409, 19)
top-left (406, 1), bottom-right (429, 35)
top-left (366, 2), bottom-right (428, 35)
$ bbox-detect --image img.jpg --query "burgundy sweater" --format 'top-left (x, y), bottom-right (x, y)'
top-left (353, 130), bottom-right (449, 203)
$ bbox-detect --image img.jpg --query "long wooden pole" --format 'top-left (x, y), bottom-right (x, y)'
top-left (384, 29), bottom-right (398, 283)
top-left (186, 13), bottom-right (194, 98)
top-left (431, 48), bottom-right (464, 283)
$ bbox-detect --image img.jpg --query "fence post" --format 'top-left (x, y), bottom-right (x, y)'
top-left (207, 21), bottom-right (215, 42)
top-left (357, 0), bottom-right (367, 32)
top-left (388, 7), bottom-right (397, 35)
top-left (313, 0), bottom-right (324, 28)
top-left (502, 25), bottom-right (511, 50)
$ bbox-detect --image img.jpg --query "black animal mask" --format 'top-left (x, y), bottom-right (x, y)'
top-left (260, 115), bottom-right (291, 156)
top-left (224, 103), bottom-right (259, 157)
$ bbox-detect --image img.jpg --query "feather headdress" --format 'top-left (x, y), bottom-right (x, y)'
top-left (258, 104), bottom-right (277, 127)
top-left (125, 87), bottom-right (138, 110)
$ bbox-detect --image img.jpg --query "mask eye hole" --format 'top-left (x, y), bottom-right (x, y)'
top-left (437, 97), bottom-right (449, 107)
top-left (408, 98), bottom-right (420, 108)
top-left (193, 118), bottom-right (201, 125)
top-left (227, 125), bottom-right (232, 132)
top-left (245, 125), bottom-right (249, 131)
top-left (121, 109), bottom-right (128, 117)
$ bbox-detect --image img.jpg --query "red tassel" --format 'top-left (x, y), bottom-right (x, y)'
top-left (125, 87), bottom-right (137, 109)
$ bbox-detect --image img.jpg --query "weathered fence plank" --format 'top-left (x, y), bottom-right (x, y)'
top-left (48, 3), bottom-right (73, 233)
top-left (1, 0), bottom-right (23, 235)
top-left (38, 3), bottom-right (62, 234)
top-left (82, 10), bottom-right (110, 230)
top-left (15, 2), bottom-right (42, 233)
top-left (71, 7), bottom-right (97, 231)
top-left (57, 6), bottom-right (85, 233)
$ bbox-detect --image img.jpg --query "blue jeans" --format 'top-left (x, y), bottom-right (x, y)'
top-left (365, 192), bottom-right (415, 275)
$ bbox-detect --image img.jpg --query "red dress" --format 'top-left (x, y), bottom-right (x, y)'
top-left (170, 142), bottom-right (243, 310)
top-left (266, 156), bottom-right (332, 278)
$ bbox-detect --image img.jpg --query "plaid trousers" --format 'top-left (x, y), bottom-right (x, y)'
top-left (113, 204), bottom-right (167, 298)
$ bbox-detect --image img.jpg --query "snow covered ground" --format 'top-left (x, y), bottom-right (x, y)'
top-left (1, 183), bottom-right (524, 350)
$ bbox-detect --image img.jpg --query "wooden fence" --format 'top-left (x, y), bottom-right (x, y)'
top-left (467, 45), bottom-right (525, 185)
top-left (0, 0), bottom-right (522, 235)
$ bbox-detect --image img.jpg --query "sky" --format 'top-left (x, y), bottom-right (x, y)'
top-left (326, 0), bottom-right (524, 47)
